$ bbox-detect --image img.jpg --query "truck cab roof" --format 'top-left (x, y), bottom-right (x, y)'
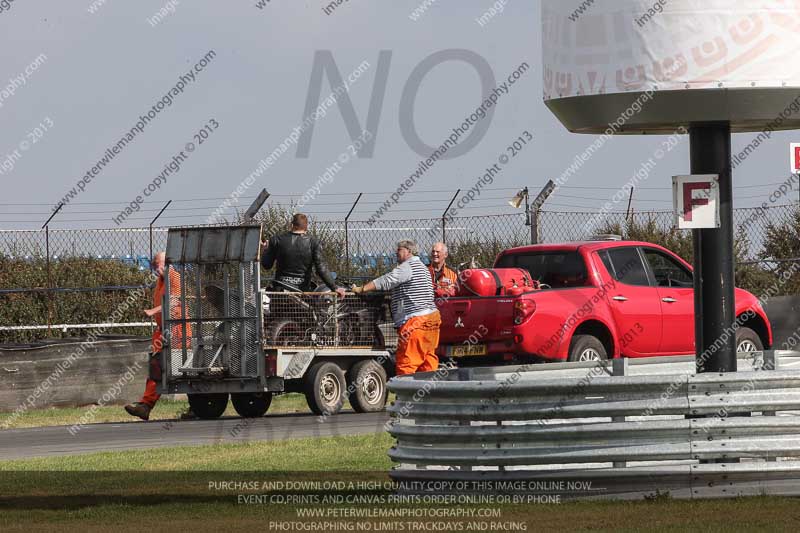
top-left (497, 240), bottom-right (671, 257)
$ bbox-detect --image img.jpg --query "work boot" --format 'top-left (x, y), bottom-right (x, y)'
top-left (179, 409), bottom-right (198, 421)
top-left (124, 402), bottom-right (152, 421)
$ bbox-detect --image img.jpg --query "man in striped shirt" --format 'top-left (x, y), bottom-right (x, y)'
top-left (352, 239), bottom-right (441, 375)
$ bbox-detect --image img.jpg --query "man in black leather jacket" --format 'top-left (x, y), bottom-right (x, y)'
top-left (261, 213), bottom-right (346, 297)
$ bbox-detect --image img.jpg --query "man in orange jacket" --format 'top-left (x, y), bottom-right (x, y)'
top-left (124, 251), bottom-right (192, 421)
top-left (429, 242), bottom-right (458, 298)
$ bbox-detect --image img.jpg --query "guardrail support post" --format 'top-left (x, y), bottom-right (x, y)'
top-left (763, 351), bottom-right (778, 463)
top-left (612, 357), bottom-right (628, 468)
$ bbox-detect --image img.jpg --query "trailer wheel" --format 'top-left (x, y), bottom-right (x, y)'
top-left (231, 392), bottom-right (272, 418)
top-left (347, 360), bottom-right (388, 413)
top-left (187, 393), bottom-right (229, 419)
top-left (304, 362), bottom-right (346, 416)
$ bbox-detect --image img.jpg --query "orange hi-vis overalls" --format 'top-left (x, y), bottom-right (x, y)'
top-left (139, 269), bottom-right (191, 407)
top-left (396, 311), bottom-right (442, 375)
top-left (428, 263), bottom-right (458, 298)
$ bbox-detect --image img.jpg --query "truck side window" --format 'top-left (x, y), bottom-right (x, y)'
top-left (607, 248), bottom-right (650, 287)
top-left (599, 251), bottom-right (615, 278)
top-left (643, 249), bottom-right (693, 288)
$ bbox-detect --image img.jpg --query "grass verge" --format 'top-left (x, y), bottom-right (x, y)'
top-left (1, 433), bottom-right (800, 532)
top-left (0, 393), bottom-right (314, 430)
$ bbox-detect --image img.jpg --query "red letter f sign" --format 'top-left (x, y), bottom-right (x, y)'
top-left (673, 175), bottom-right (720, 229)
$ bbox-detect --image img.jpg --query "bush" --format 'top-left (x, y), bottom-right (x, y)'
top-left (0, 256), bottom-right (153, 343)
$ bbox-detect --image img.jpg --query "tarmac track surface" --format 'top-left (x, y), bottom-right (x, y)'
top-left (0, 411), bottom-right (390, 460)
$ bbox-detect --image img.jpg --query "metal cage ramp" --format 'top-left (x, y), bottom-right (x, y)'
top-left (162, 225), bottom-right (265, 386)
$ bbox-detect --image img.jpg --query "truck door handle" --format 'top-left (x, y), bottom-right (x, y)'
top-left (612, 296), bottom-right (628, 302)
top-left (662, 297), bottom-right (677, 303)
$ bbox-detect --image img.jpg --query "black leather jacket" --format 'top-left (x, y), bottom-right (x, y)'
top-left (261, 231), bottom-right (337, 291)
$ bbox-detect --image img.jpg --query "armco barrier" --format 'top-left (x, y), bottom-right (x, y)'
top-left (0, 337), bottom-right (150, 413)
top-left (386, 351), bottom-right (800, 499)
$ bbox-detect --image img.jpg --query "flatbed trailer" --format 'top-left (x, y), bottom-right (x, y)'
top-left (158, 225), bottom-right (395, 419)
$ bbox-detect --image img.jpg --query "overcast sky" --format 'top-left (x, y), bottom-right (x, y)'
top-left (0, 0), bottom-right (796, 230)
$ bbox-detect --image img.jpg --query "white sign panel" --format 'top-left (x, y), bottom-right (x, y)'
top-left (791, 143), bottom-right (800, 174)
top-left (672, 175), bottom-right (720, 229)
top-left (542, 0), bottom-right (800, 100)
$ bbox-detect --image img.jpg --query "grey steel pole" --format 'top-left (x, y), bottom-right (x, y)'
top-left (149, 200), bottom-right (172, 262)
top-left (530, 181), bottom-right (555, 244)
top-left (690, 123), bottom-right (736, 373)
top-left (344, 193), bottom-right (362, 280)
top-left (41, 203), bottom-right (64, 336)
top-left (442, 190), bottom-right (460, 245)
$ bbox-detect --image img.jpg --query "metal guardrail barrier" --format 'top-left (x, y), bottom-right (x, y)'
top-left (386, 351), bottom-right (800, 499)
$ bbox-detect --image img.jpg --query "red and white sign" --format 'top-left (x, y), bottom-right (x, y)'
top-left (672, 175), bottom-right (720, 229)
top-left (791, 143), bottom-right (800, 174)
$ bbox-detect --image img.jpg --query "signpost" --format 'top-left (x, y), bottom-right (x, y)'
top-left (673, 175), bottom-right (720, 230)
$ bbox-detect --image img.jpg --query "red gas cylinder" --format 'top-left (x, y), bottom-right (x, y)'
top-left (457, 268), bottom-right (538, 297)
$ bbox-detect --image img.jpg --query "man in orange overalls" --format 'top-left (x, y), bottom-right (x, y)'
top-left (124, 251), bottom-right (192, 420)
top-left (351, 240), bottom-right (441, 376)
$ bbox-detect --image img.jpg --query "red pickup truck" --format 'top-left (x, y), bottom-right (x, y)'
top-left (436, 240), bottom-right (772, 363)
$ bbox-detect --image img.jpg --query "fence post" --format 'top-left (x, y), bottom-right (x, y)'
top-left (41, 203), bottom-right (64, 336)
top-left (243, 188), bottom-right (270, 223)
top-left (442, 190), bottom-right (460, 245)
top-left (530, 180), bottom-right (556, 244)
top-left (625, 186), bottom-right (635, 224)
top-left (149, 201), bottom-right (172, 261)
top-left (344, 193), bottom-right (363, 280)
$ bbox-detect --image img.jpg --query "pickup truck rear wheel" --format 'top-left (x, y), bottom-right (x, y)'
top-left (347, 360), bottom-right (388, 413)
top-left (736, 327), bottom-right (763, 354)
top-left (568, 335), bottom-right (608, 362)
top-left (304, 362), bottom-right (346, 416)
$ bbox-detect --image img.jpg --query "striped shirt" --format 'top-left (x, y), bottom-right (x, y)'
top-left (373, 255), bottom-right (437, 328)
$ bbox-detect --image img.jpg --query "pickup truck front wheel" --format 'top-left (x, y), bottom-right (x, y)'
top-left (568, 335), bottom-right (608, 362)
top-left (735, 327), bottom-right (763, 354)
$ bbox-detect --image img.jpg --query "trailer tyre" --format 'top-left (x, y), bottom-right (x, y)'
top-left (187, 393), bottom-right (229, 419)
top-left (568, 335), bottom-right (608, 362)
top-left (347, 360), bottom-right (388, 413)
top-left (231, 392), bottom-right (272, 418)
top-left (304, 362), bottom-right (346, 416)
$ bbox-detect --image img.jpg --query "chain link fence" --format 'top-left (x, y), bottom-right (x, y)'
top-left (1, 205), bottom-right (798, 342)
